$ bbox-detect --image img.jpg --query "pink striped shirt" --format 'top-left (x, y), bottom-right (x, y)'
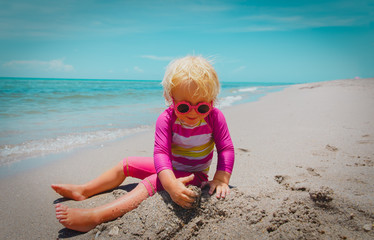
top-left (154, 107), bottom-right (234, 175)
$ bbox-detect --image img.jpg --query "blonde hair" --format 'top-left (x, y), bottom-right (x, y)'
top-left (162, 55), bottom-right (220, 105)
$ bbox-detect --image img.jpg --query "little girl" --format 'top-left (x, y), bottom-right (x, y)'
top-left (52, 55), bottom-right (235, 232)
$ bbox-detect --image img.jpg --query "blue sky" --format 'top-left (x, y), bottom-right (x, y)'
top-left (0, 0), bottom-right (373, 83)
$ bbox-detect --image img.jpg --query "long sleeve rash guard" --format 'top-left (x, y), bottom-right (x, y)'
top-left (153, 107), bottom-right (235, 175)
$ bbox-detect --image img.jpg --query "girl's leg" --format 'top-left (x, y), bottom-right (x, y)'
top-left (51, 161), bottom-right (125, 201)
top-left (55, 182), bottom-right (149, 232)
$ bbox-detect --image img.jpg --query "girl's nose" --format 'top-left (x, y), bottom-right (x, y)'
top-left (189, 108), bottom-right (198, 115)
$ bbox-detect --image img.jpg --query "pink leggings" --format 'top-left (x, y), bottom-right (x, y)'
top-left (123, 157), bottom-right (208, 196)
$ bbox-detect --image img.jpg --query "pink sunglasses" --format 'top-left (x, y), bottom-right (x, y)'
top-left (172, 99), bottom-right (213, 115)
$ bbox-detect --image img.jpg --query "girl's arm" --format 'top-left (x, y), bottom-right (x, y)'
top-left (204, 109), bottom-right (235, 198)
top-left (153, 109), bottom-right (174, 173)
top-left (211, 109), bottom-right (235, 174)
top-left (158, 169), bottom-right (197, 209)
top-left (153, 109), bottom-right (197, 208)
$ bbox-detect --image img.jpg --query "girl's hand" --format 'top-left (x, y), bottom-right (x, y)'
top-left (201, 179), bottom-right (230, 199)
top-left (168, 174), bottom-right (198, 209)
top-left (201, 170), bottom-right (231, 199)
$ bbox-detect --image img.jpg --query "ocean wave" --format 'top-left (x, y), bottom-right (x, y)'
top-left (237, 87), bottom-right (258, 93)
top-left (218, 96), bottom-right (243, 108)
top-left (0, 126), bottom-right (152, 167)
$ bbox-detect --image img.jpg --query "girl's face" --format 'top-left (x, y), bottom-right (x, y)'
top-left (172, 84), bottom-right (211, 126)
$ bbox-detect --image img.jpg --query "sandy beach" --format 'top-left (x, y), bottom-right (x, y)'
top-left (1, 78), bottom-right (373, 239)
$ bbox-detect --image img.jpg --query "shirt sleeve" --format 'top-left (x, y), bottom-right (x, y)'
top-left (153, 108), bottom-right (175, 173)
top-left (208, 108), bottom-right (235, 174)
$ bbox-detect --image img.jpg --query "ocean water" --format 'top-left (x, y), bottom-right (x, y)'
top-left (0, 77), bottom-right (290, 169)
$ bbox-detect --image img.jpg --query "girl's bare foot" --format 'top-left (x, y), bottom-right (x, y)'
top-left (51, 184), bottom-right (87, 201)
top-left (55, 204), bottom-right (99, 232)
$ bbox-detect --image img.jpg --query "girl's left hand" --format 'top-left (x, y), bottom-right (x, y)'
top-left (201, 180), bottom-right (230, 199)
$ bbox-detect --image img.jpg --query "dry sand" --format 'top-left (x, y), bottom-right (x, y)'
top-left (0, 78), bottom-right (373, 239)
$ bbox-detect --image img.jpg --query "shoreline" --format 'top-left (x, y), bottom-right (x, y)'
top-left (0, 127), bottom-right (155, 179)
top-left (0, 82), bottom-right (287, 178)
top-left (1, 78), bottom-right (373, 239)
top-left (0, 80), bottom-right (287, 173)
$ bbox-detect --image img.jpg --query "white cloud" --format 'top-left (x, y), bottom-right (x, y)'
top-left (141, 55), bottom-right (174, 61)
top-left (299, 16), bottom-right (361, 28)
top-left (240, 15), bottom-right (302, 23)
top-left (133, 66), bottom-right (144, 73)
top-left (224, 14), bottom-right (364, 33)
top-left (221, 26), bottom-right (279, 32)
top-left (3, 59), bottom-right (74, 72)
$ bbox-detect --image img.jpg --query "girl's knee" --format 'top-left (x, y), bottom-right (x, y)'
top-left (117, 160), bottom-right (124, 168)
top-left (121, 158), bottom-right (130, 177)
top-left (140, 175), bottom-right (161, 196)
top-left (122, 157), bottom-right (156, 179)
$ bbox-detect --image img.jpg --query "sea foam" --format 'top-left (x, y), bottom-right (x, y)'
top-left (0, 126), bottom-right (151, 166)
top-left (218, 96), bottom-right (243, 108)
top-left (237, 87), bottom-right (258, 92)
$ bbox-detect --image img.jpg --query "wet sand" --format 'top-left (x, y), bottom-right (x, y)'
top-left (0, 78), bottom-right (373, 239)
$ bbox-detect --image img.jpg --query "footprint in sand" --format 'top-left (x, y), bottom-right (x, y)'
top-left (274, 175), bottom-right (309, 192)
top-left (325, 144), bottom-right (338, 152)
top-left (354, 159), bottom-right (374, 167)
top-left (306, 168), bottom-right (321, 177)
top-left (237, 148), bottom-right (250, 157)
top-left (237, 148), bottom-right (250, 152)
top-left (357, 134), bottom-right (373, 144)
top-left (274, 175), bottom-right (289, 185)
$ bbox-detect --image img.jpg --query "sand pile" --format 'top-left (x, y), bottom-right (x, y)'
top-left (71, 185), bottom-right (374, 240)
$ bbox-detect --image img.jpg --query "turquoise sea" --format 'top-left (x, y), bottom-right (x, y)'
top-left (0, 77), bottom-right (292, 170)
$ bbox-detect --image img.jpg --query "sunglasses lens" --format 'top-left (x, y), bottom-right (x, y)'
top-left (198, 104), bottom-right (210, 114)
top-left (177, 104), bottom-right (190, 113)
